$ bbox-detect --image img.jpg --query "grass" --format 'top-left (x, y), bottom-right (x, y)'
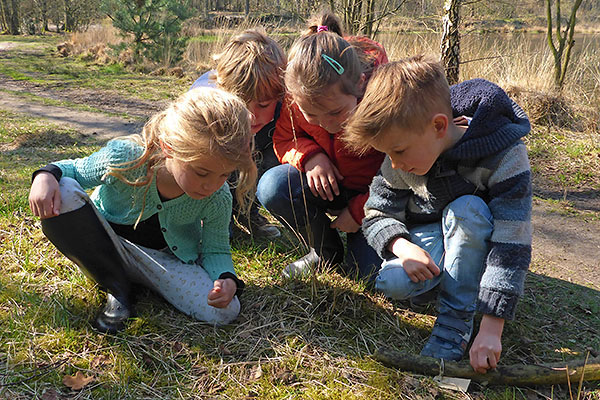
top-left (0, 34), bottom-right (189, 104)
top-left (1, 112), bottom-right (600, 400)
top-left (524, 126), bottom-right (600, 190)
top-left (1, 35), bottom-right (600, 399)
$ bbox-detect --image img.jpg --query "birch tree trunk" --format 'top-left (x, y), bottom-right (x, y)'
top-left (440, 0), bottom-right (460, 85)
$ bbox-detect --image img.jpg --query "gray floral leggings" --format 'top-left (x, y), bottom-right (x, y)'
top-left (58, 177), bottom-right (240, 325)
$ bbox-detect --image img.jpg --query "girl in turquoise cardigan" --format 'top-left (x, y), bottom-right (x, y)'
top-left (28, 87), bottom-right (257, 333)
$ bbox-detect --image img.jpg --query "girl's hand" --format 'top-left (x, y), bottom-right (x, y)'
top-left (304, 153), bottom-right (344, 201)
top-left (330, 207), bottom-right (360, 233)
top-left (469, 315), bottom-right (505, 374)
top-left (207, 278), bottom-right (237, 308)
top-left (29, 172), bottom-right (61, 219)
top-left (389, 237), bottom-right (440, 282)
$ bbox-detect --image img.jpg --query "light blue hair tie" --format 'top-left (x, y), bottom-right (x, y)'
top-left (321, 54), bottom-right (344, 75)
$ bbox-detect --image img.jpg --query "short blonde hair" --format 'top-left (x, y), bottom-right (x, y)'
top-left (286, 11), bottom-right (371, 99)
top-left (344, 55), bottom-right (452, 154)
top-left (108, 87), bottom-right (257, 221)
top-left (213, 28), bottom-right (286, 103)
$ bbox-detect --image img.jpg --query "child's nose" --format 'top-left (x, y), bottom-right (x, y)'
top-left (390, 158), bottom-right (405, 170)
top-left (203, 178), bottom-right (221, 192)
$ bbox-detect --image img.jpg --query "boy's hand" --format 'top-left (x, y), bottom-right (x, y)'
top-left (207, 278), bottom-right (237, 308)
top-left (389, 237), bottom-right (440, 282)
top-left (330, 207), bottom-right (360, 233)
top-left (29, 172), bottom-right (61, 219)
top-left (304, 153), bottom-right (344, 201)
top-left (469, 315), bottom-right (505, 374)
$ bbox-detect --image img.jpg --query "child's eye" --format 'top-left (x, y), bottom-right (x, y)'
top-left (258, 102), bottom-right (271, 108)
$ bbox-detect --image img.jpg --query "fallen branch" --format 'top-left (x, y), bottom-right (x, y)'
top-left (375, 347), bottom-right (600, 386)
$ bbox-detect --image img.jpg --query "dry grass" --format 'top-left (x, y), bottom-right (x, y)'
top-left (70, 21), bottom-right (124, 53)
top-left (66, 17), bottom-right (600, 123)
top-left (69, 21), bottom-right (126, 65)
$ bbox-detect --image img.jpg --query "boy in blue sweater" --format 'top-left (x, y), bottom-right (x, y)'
top-left (344, 56), bottom-right (532, 372)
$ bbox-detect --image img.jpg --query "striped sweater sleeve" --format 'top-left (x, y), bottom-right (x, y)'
top-left (362, 168), bottom-right (412, 259)
top-left (477, 141), bottom-right (532, 320)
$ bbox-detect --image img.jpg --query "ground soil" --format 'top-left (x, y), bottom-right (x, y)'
top-left (1, 42), bottom-right (598, 291)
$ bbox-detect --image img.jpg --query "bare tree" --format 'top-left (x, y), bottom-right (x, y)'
top-left (440, 0), bottom-right (460, 85)
top-left (545, 0), bottom-right (584, 88)
top-left (0, 0), bottom-right (9, 32)
top-left (1, 0), bottom-right (20, 34)
top-left (36, 0), bottom-right (49, 32)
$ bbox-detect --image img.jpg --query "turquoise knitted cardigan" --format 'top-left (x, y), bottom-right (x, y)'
top-left (53, 139), bottom-right (236, 281)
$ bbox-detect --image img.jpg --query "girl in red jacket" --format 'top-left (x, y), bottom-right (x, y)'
top-left (257, 12), bottom-right (387, 281)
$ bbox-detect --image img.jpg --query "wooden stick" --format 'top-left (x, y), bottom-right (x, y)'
top-left (375, 347), bottom-right (600, 386)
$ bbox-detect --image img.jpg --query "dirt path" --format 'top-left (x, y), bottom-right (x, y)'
top-left (0, 91), bottom-right (142, 140)
top-left (1, 41), bottom-right (598, 290)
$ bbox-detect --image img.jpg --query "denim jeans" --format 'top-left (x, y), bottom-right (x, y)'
top-left (229, 137), bottom-right (280, 233)
top-left (257, 164), bottom-right (381, 280)
top-left (375, 195), bottom-right (493, 319)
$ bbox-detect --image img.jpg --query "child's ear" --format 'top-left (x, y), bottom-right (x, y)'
top-left (357, 73), bottom-right (367, 93)
top-left (159, 140), bottom-right (173, 158)
top-left (432, 114), bottom-right (449, 138)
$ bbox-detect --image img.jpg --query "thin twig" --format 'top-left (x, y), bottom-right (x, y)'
top-left (0, 359), bottom-right (67, 387)
top-left (566, 364), bottom-right (574, 400)
top-left (576, 351), bottom-right (590, 400)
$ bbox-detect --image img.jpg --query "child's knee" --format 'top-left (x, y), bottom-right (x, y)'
top-left (443, 195), bottom-right (493, 236)
top-left (189, 297), bottom-right (241, 325)
top-left (257, 165), bottom-right (290, 207)
top-left (58, 177), bottom-right (89, 214)
top-left (375, 259), bottom-right (425, 300)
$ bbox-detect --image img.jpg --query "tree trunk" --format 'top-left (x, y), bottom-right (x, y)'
top-left (244, 0), bottom-right (249, 16)
top-left (63, 0), bottom-right (75, 31)
top-left (346, 0), bottom-right (362, 35)
top-left (8, 0), bottom-right (19, 34)
top-left (546, 0), bottom-right (584, 88)
top-left (363, 0), bottom-right (375, 37)
top-left (0, 0), bottom-right (9, 33)
top-left (440, 0), bottom-right (460, 85)
top-left (40, 0), bottom-right (49, 32)
top-left (376, 347), bottom-right (600, 386)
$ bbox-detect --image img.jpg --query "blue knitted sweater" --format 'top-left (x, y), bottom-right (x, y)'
top-left (363, 79), bottom-right (532, 320)
top-left (53, 139), bottom-right (236, 281)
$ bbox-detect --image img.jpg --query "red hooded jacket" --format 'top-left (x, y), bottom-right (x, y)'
top-left (273, 36), bottom-right (388, 225)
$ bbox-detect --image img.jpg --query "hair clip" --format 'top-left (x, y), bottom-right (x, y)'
top-left (321, 54), bottom-right (344, 75)
top-left (316, 25), bottom-right (329, 33)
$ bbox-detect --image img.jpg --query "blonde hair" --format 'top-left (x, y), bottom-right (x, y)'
top-left (213, 28), bottom-right (286, 103)
top-left (286, 11), bottom-right (371, 99)
top-left (344, 55), bottom-right (452, 154)
top-left (107, 87), bottom-right (257, 223)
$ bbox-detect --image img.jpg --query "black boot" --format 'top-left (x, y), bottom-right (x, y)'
top-left (41, 203), bottom-right (134, 333)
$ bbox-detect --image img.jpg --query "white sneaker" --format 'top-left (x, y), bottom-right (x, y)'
top-left (282, 248), bottom-right (320, 279)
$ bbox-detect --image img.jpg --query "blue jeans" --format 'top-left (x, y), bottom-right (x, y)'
top-left (257, 164), bottom-right (381, 280)
top-left (376, 195), bottom-right (493, 319)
